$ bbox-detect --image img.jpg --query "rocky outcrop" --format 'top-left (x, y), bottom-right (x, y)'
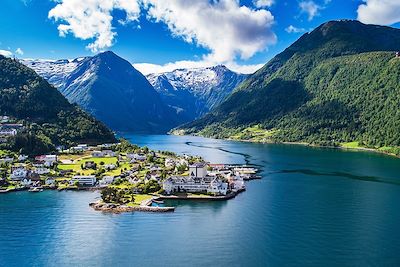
top-left (89, 201), bottom-right (175, 213)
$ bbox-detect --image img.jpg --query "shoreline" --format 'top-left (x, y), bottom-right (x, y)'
top-left (173, 133), bottom-right (400, 159)
top-left (89, 189), bottom-right (246, 213)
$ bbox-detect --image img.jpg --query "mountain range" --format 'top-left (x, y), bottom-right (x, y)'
top-left (147, 66), bottom-right (247, 121)
top-left (23, 52), bottom-right (180, 133)
top-left (177, 20), bottom-right (400, 151)
top-left (22, 54), bottom-right (245, 133)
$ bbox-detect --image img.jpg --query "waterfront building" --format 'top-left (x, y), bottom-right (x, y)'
top-left (10, 167), bottom-right (27, 180)
top-left (163, 175), bottom-right (228, 195)
top-left (70, 175), bottom-right (97, 186)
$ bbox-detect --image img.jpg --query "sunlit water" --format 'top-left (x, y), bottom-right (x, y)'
top-left (1, 134), bottom-right (400, 266)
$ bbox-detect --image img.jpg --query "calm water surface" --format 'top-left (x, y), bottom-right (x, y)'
top-left (1, 134), bottom-right (400, 266)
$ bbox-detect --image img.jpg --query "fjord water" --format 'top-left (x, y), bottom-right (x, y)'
top-left (1, 135), bottom-right (400, 266)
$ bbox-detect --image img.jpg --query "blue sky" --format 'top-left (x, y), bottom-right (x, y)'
top-left (0, 0), bottom-right (399, 73)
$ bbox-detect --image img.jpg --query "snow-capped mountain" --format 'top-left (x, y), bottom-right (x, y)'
top-left (22, 52), bottom-right (181, 133)
top-left (21, 58), bottom-right (86, 89)
top-left (21, 54), bottom-right (247, 131)
top-left (147, 65), bottom-right (248, 121)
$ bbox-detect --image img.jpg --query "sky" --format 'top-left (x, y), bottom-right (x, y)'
top-left (0, 0), bottom-right (399, 74)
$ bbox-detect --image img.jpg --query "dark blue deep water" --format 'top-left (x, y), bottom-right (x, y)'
top-left (1, 134), bottom-right (400, 266)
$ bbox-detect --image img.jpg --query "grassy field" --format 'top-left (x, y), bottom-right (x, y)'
top-left (126, 194), bottom-right (153, 206)
top-left (0, 150), bottom-right (12, 157)
top-left (57, 156), bottom-right (130, 176)
top-left (341, 141), bottom-right (360, 148)
top-left (230, 125), bottom-right (278, 142)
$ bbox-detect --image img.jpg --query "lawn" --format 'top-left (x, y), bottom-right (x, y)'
top-left (341, 142), bottom-right (361, 148)
top-left (57, 156), bottom-right (124, 176)
top-left (230, 125), bottom-right (278, 142)
top-left (126, 194), bottom-right (153, 206)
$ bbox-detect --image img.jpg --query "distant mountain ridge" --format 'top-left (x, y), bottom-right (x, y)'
top-left (177, 20), bottom-right (400, 151)
top-left (24, 52), bottom-right (181, 133)
top-left (147, 65), bottom-right (247, 121)
top-left (23, 54), bottom-right (247, 132)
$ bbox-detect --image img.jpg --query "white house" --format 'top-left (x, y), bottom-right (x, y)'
top-left (70, 175), bottom-right (97, 186)
top-left (33, 167), bottom-right (50, 175)
top-left (132, 154), bottom-right (146, 161)
top-left (104, 164), bottom-right (116, 170)
top-left (0, 128), bottom-right (17, 136)
top-left (102, 150), bottom-right (116, 157)
top-left (21, 178), bottom-right (32, 187)
top-left (18, 155), bottom-right (28, 162)
top-left (10, 167), bottom-right (27, 180)
top-left (91, 151), bottom-right (104, 157)
top-left (165, 158), bottom-right (175, 168)
top-left (45, 178), bottom-right (56, 186)
top-left (99, 176), bottom-right (114, 186)
top-left (35, 155), bottom-right (57, 167)
top-left (208, 178), bottom-right (228, 195)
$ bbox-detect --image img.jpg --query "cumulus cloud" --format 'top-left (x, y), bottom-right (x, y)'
top-left (253, 0), bottom-right (274, 8)
top-left (15, 48), bottom-right (24, 55)
top-left (0, 50), bottom-right (13, 57)
top-left (48, 0), bottom-right (141, 52)
top-left (134, 59), bottom-right (263, 75)
top-left (143, 0), bottom-right (276, 63)
top-left (285, 25), bottom-right (306, 33)
top-left (49, 0), bottom-right (276, 64)
top-left (299, 1), bottom-right (321, 21)
top-left (357, 0), bottom-right (400, 25)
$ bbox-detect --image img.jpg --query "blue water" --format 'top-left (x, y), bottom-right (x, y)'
top-left (1, 134), bottom-right (400, 266)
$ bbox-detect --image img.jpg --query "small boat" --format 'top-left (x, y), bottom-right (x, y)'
top-left (152, 199), bottom-right (164, 204)
top-left (28, 187), bottom-right (43, 192)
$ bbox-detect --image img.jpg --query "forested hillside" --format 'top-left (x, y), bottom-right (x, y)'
top-left (0, 56), bottom-right (116, 154)
top-left (177, 20), bottom-right (400, 153)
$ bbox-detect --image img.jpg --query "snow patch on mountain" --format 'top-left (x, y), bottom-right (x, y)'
top-left (21, 58), bottom-right (86, 89)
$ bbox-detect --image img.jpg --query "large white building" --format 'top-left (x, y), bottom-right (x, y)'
top-left (70, 175), bottom-right (97, 186)
top-left (163, 163), bottom-right (228, 195)
top-left (163, 176), bottom-right (228, 195)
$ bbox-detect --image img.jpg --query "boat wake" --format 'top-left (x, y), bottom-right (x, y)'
top-left (184, 141), bottom-right (263, 168)
top-left (277, 169), bottom-right (400, 186)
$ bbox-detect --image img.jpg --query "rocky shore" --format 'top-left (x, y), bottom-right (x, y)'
top-left (89, 201), bottom-right (175, 213)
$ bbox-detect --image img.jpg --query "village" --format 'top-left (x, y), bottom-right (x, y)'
top-left (0, 138), bottom-right (260, 211)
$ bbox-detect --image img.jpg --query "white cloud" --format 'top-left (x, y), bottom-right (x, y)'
top-left (357, 0), bottom-right (400, 25)
top-left (299, 1), bottom-right (321, 21)
top-left (49, 0), bottom-right (276, 63)
top-left (134, 59), bottom-right (263, 75)
top-left (15, 48), bottom-right (24, 55)
top-left (253, 0), bottom-right (274, 8)
top-left (48, 0), bottom-right (141, 52)
top-left (0, 50), bottom-right (13, 57)
top-left (285, 25), bottom-right (306, 33)
top-left (143, 0), bottom-right (276, 63)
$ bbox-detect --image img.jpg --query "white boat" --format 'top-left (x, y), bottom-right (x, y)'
top-left (28, 187), bottom-right (43, 192)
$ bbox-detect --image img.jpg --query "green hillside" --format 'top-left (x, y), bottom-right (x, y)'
top-left (177, 21), bottom-right (400, 154)
top-left (0, 56), bottom-right (116, 154)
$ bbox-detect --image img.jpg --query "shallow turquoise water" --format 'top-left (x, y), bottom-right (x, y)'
top-left (1, 134), bottom-right (400, 266)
